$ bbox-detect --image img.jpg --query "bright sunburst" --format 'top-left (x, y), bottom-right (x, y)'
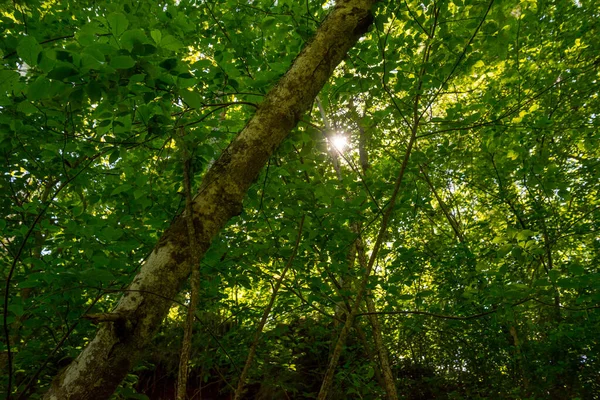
top-left (330, 135), bottom-right (348, 152)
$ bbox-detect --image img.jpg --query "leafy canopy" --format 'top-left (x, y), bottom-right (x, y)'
top-left (1, 0), bottom-right (599, 398)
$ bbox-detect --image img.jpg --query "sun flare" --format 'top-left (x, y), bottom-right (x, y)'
top-left (330, 135), bottom-right (348, 152)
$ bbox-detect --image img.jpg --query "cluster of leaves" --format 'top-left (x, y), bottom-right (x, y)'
top-left (1, 0), bottom-right (599, 399)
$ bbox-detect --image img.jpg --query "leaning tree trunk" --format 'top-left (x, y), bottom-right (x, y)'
top-left (43, 1), bottom-right (376, 399)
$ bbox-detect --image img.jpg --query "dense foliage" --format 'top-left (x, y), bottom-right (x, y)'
top-left (1, 0), bottom-right (599, 398)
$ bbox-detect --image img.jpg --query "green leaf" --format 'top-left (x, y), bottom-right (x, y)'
top-left (82, 45), bottom-right (107, 62)
top-left (101, 226), bottom-right (123, 241)
top-left (120, 29), bottom-right (148, 51)
top-left (497, 244), bottom-right (512, 258)
top-left (69, 88), bottom-right (85, 108)
top-left (80, 267), bottom-right (116, 284)
top-left (8, 304), bottom-right (24, 317)
top-left (76, 32), bottom-right (96, 47)
top-left (17, 36), bottom-right (43, 66)
top-left (55, 50), bottom-right (73, 63)
top-left (19, 277), bottom-right (42, 289)
top-left (17, 101), bottom-right (37, 114)
top-left (72, 205), bottom-right (83, 217)
top-left (110, 55), bottom-right (136, 69)
top-left (111, 183), bottom-right (132, 196)
top-left (151, 29), bottom-right (162, 44)
top-left (87, 80), bottom-right (103, 103)
top-left (159, 58), bottom-right (178, 70)
top-left (516, 229), bottom-right (535, 241)
top-left (80, 53), bottom-right (103, 70)
top-left (262, 17), bottom-right (276, 30)
top-left (109, 149), bottom-right (121, 164)
top-left (107, 12), bottom-right (129, 37)
top-left (180, 90), bottom-right (202, 108)
top-left (0, 69), bottom-right (20, 91)
top-left (38, 49), bottom-right (57, 72)
top-left (133, 188), bottom-right (146, 199)
top-left (142, 44), bottom-right (157, 56)
top-left (27, 76), bottom-right (51, 100)
top-left (47, 65), bottom-right (79, 81)
top-left (568, 264), bottom-right (585, 276)
top-left (557, 277), bottom-right (579, 289)
top-left (160, 35), bottom-right (183, 51)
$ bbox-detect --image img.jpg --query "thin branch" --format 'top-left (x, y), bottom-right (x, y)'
top-left (402, 0), bottom-right (429, 37)
top-left (422, 0), bottom-right (495, 117)
top-left (419, 164), bottom-right (465, 243)
top-left (357, 297), bottom-right (600, 319)
top-left (176, 124), bottom-right (202, 400)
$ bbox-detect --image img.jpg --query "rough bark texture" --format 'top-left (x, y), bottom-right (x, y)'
top-left (43, 1), bottom-right (376, 399)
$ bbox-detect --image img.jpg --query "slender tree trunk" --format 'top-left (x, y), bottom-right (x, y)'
top-left (176, 129), bottom-right (202, 400)
top-left (356, 238), bottom-right (398, 400)
top-left (43, 1), bottom-right (376, 399)
top-left (354, 323), bottom-right (386, 390)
